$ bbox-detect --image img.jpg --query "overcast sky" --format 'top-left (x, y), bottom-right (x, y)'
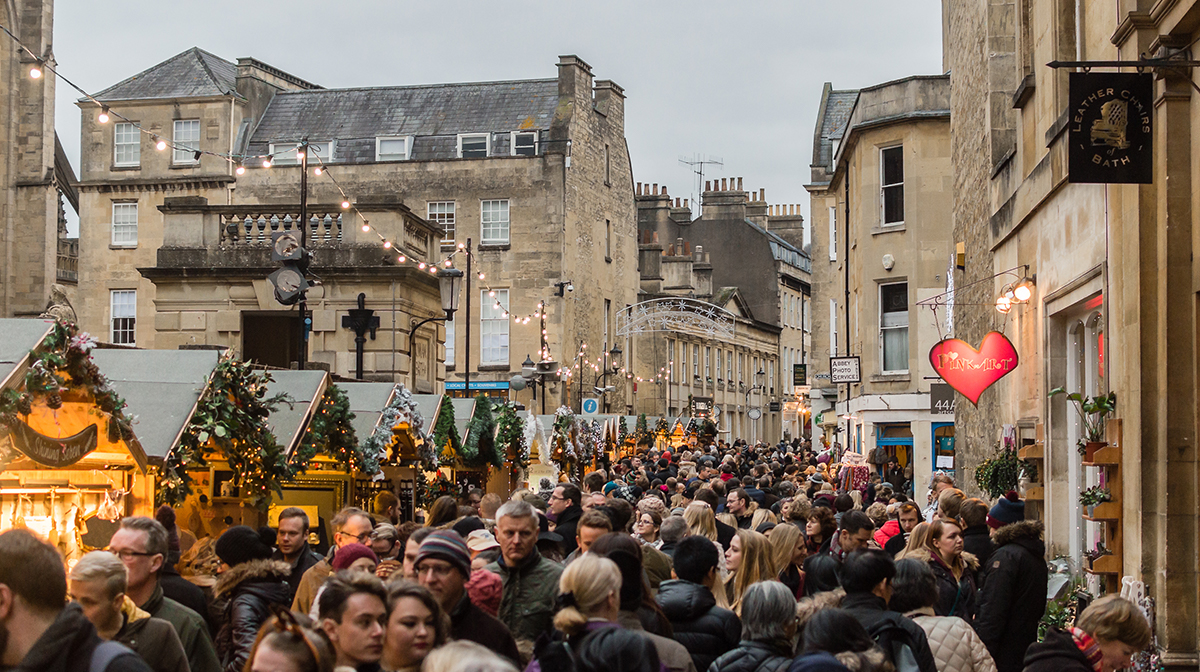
top-left (52, 0), bottom-right (943, 235)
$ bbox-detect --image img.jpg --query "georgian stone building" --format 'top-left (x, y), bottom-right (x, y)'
top-left (0, 0), bottom-right (79, 317)
top-left (633, 179), bottom-right (811, 443)
top-left (805, 75), bottom-right (953, 489)
top-left (76, 51), bottom-right (637, 400)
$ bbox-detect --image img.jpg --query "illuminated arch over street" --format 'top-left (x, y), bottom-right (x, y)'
top-left (616, 298), bottom-right (736, 340)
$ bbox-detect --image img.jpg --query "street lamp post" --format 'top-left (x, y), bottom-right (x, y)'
top-left (594, 345), bottom-right (622, 412)
top-left (408, 268), bottom-right (463, 390)
top-left (745, 367), bottom-right (766, 444)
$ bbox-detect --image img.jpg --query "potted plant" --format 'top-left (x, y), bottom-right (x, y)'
top-left (1048, 388), bottom-right (1117, 461)
top-left (1079, 485), bottom-right (1112, 517)
top-left (1083, 542), bottom-right (1110, 569)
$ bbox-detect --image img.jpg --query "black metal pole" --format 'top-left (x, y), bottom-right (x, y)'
top-left (465, 238), bottom-right (471, 398)
top-left (298, 142), bottom-right (308, 370)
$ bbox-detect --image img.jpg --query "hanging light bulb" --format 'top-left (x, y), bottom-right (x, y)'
top-left (457, 242), bottom-right (465, 249)
top-left (444, 259), bottom-right (452, 267)
top-left (478, 273), bottom-right (485, 280)
top-left (1014, 280), bottom-right (1033, 302)
top-left (383, 240), bottom-right (392, 249)
top-left (235, 165), bottom-right (246, 176)
top-left (341, 200), bottom-right (351, 209)
top-left (418, 262), bottom-right (426, 269)
top-left (154, 137), bottom-right (167, 151)
top-left (29, 61), bottom-right (42, 79)
top-left (296, 151), bottom-right (305, 160)
top-left (428, 266), bottom-right (437, 274)
top-left (314, 166), bottom-right (323, 175)
top-left (398, 255), bottom-right (406, 263)
top-left (488, 290), bottom-right (495, 298)
top-left (397, 255), bottom-right (405, 263)
top-left (97, 106), bottom-right (110, 124)
top-left (995, 296), bottom-right (1012, 314)
top-left (262, 156), bottom-right (273, 168)
top-left (361, 224), bottom-right (370, 233)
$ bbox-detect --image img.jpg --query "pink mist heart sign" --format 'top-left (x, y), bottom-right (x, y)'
top-left (928, 331), bottom-right (1019, 405)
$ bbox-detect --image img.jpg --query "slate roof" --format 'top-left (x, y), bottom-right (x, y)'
top-left (92, 48), bottom-right (241, 102)
top-left (246, 79), bottom-right (560, 163)
top-left (812, 87), bottom-right (859, 172)
top-left (0, 319), bottom-right (54, 390)
top-left (263, 370), bottom-right (328, 457)
top-left (341, 382), bottom-right (399, 445)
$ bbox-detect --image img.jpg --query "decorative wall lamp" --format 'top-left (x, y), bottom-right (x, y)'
top-left (996, 275), bottom-right (1035, 314)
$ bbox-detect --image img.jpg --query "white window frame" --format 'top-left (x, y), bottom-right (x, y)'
top-left (828, 205), bottom-right (837, 261)
top-left (457, 133), bottom-right (490, 158)
top-left (428, 201), bottom-right (456, 248)
top-left (114, 123), bottom-right (140, 167)
top-left (445, 319), bottom-right (455, 367)
top-left (510, 131), bottom-right (538, 156)
top-left (829, 299), bottom-right (838, 356)
top-left (111, 202), bottom-right (138, 247)
top-left (270, 141), bottom-right (335, 165)
top-left (693, 345), bottom-right (700, 378)
top-left (480, 199), bottom-right (510, 245)
top-left (705, 346), bottom-right (712, 379)
top-left (880, 282), bottom-right (910, 374)
top-left (880, 144), bottom-right (905, 227)
top-left (172, 119), bottom-right (201, 165)
top-left (480, 289), bottom-right (509, 365)
top-left (110, 290), bottom-right (136, 345)
top-left (726, 351), bottom-right (733, 380)
top-left (376, 136), bottom-right (412, 161)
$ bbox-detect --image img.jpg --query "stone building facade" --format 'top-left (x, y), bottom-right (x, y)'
top-left (634, 179), bottom-right (810, 443)
top-left (76, 51), bottom-right (638, 400)
top-left (806, 75), bottom-right (953, 490)
top-left (944, 0), bottom-right (1200, 663)
top-left (0, 0), bottom-right (78, 318)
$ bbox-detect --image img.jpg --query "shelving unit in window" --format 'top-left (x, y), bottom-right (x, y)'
top-left (1081, 418), bottom-right (1123, 592)
top-left (1017, 421), bottom-right (1045, 510)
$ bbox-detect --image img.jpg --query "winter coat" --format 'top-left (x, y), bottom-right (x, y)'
top-left (211, 559), bottom-right (293, 672)
top-left (449, 593), bottom-right (522, 666)
top-left (140, 583), bottom-right (221, 672)
top-left (644, 542), bottom-right (675, 590)
top-left (716, 518), bottom-right (737, 551)
top-left (114, 597), bottom-right (190, 672)
top-left (961, 526), bottom-right (994, 570)
top-left (904, 547), bottom-right (979, 624)
top-left (553, 504), bottom-right (584, 556)
top-left (707, 639), bottom-right (794, 672)
top-left (486, 548), bottom-right (564, 645)
top-left (620, 610), bottom-right (699, 672)
top-left (271, 545), bottom-right (322, 604)
top-left (788, 652), bottom-right (852, 672)
top-left (907, 607), bottom-right (996, 672)
top-left (873, 520), bottom-right (900, 549)
top-left (14, 603), bottom-right (151, 672)
top-left (656, 579), bottom-right (742, 672)
top-left (290, 554), bottom-right (332, 615)
top-left (839, 592), bottom-right (937, 672)
top-left (1021, 628), bottom-right (1093, 672)
top-left (974, 521), bottom-right (1048, 672)
top-left (160, 565), bottom-right (213, 635)
top-left (884, 532), bottom-right (908, 557)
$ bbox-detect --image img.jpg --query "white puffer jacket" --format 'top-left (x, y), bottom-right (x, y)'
top-left (906, 608), bottom-right (997, 672)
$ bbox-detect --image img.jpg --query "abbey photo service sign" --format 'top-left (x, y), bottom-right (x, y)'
top-left (1069, 71), bottom-right (1153, 184)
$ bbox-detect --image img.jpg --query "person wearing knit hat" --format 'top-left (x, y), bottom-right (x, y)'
top-left (211, 526), bottom-right (292, 671)
top-left (151, 504), bottom-right (210, 628)
top-left (414, 530), bottom-right (520, 666)
top-left (332, 543), bottom-right (379, 573)
top-left (464, 565), bottom-right (503, 617)
top-left (975, 491), bottom-right (1048, 672)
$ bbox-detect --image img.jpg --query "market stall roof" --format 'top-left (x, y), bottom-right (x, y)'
top-left (411, 394), bottom-right (443, 433)
top-left (0, 319), bottom-right (55, 390)
top-left (263, 370), bottom-right (329, 457)
top-left (450, 397), bottom-right (475, 444)
top-left (91, 349), bottom-right (221, 463)
top-left (340, 382), bottom-right (398, 442)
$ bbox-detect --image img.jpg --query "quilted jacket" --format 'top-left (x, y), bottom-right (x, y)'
top-left (906, 608), bottom-right (996, 672)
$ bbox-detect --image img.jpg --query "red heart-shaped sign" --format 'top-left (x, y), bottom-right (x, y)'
top-left (929, 331), bottom-right (1019, 405)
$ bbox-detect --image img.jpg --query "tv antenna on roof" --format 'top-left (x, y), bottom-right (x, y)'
top-left (679, 154), bottom-right (723, 216)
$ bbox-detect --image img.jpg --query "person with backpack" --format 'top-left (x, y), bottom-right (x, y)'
top-left (0, 529), bottom-right (152, 672)
top-left (707, 582), bottom-right (797, 672)
top-left (837, 548), bottom-right (937, 672)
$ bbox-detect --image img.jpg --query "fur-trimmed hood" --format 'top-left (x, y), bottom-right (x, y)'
top-left (213, 558), bottom-right (292, 599)
top-left (992, 519), bottom-right (1044, 547)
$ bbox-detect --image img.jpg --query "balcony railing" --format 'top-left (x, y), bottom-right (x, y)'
top-left (56, 238), bottom-right (79, 283)
top-left (220, 211), bottom-right (344, 247)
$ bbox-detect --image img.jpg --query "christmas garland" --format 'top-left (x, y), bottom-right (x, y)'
top-left (0, 322), bottom-right (136, 468)
top-left (634, 413), bottom-right (652, 446)
top-left (460, 394), bottom-right (500, 468)
top-left (422, 472), bottom-right (460, 505)
top-left (158, 354), bottom-right (291, 510)
top-left (495, 401), bottom-right (528, 478)
top-left (552, 406), bottom-right (576, 470)
top-left (358, 384), bottom-right (431, 470)
top-left (430, 395), bottom-right (460, 464)
top-left (291, 385), bottom-right (375, 476)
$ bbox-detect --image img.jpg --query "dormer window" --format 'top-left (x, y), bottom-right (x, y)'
top-left (511, 131), bottom-right (537, 156)
top-left (270, 141), bottom-right (334, 165)
top-left (457, 134), bottom-right (489, 158)
top-left (376, 136), bottom-right (412, 161)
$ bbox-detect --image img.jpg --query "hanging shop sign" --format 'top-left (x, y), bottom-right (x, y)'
top-left (829, 357), bottom-right (861, 384)
top-left (8, 419), bottom-right (99, 467)
top-left (930, 383), bottom-right (956, 415)
top-left (793, 364), bottom-right (807, 387)
top-left (1068, 71), bottom-right (1153, 184)
top-left (929, 331), bottom-right (1018, 405)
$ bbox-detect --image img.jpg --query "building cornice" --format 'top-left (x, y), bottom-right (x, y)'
top-left (76, 175), bottom-right (236, 193)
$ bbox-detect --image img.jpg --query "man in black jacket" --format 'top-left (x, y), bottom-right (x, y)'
top-left (959, 498), bottom-right (995, 568)
top-left (548, 483), bottom-right (584, 556)
top-left (272, 507), bottom-right (323, 601)
top-left (839, 549), bottom-right (937, 672)
top-left (656, 535), bottom-right (741, 671)
top-left (0, 529), bottom-right (151, 672)
top-left (975, 494), bottom-right (1048, 672)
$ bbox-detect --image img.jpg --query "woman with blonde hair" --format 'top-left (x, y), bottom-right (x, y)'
top-left (848, 490), bottom-right (863, 511)
top-left (769, 522), bottom-right (807, 599)
top-left (684, 501), bottom-right (729, 583)
top-left (895, 522), bottom-right (934, 561)
top-left (749, 508), bottom-right (778, 532)
top-left (723, 529), bottom-right (777, 614)
top-left (527, 553), bottom-right (626, 672)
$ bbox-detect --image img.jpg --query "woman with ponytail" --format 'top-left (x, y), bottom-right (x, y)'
top-left (527, 553), bottom-right (623, 671)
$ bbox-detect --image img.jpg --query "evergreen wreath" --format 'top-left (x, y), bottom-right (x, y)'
top-left (495, 401), bottom-right (528, 477)
top-left (422, 472), bottom-right (460, 504)
top-left (291, 385), bottom-right (375, 476)
top-left (0, 322), bottom-right (136, 468)
top-left (158, 354), bottom-right (291, 510)
top-left (460, 394), bottom-right (500, 469)
top-left (430, 395), bottom-right (460, 464)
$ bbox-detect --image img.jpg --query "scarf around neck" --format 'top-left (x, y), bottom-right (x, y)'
top-left (1068, 627), bottom-right (1104, 672)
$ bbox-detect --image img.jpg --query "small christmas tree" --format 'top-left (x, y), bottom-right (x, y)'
top-left (634, 413), bottom-right (651, 446)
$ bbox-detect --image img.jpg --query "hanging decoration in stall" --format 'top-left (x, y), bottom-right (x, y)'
top-left (552, 406), bottom-right (576, 472)
top-left (1068, 72), bottom-right (1153, 184)
top-left (0, 322), bottom-right (136, 469)
top-left (157, 354), bottom-right (291, 510)
top-left (430, 396), bottom-right (461, 464)
top-left (928, 331), bottom-right (1019, 405)
top-left (495, 402), bottom-right (528, 478)
top-left (422, 473), bottom-right (460, 505)
top-left (460, 394), bottom-right (500, 469)
top-left (292, 385), bottom-right (374, 476)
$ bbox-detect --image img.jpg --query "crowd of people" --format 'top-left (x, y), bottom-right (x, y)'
top-left (0, 439), bottom-right (1153, 672)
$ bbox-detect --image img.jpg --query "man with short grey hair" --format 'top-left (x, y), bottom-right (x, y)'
top-left (485, 499), bottom-right (564, 648)
top-left (292, 506), bottom-right (374, 614)
top-left (69, 551), bottom-right (189, 672)
top-left (658, 515), bottom-right (688, 560)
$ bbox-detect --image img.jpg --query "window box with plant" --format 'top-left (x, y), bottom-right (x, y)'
top-left (1079, 485), bottom-right (1114, 518)
top-left (1048, 387), bottom-right (1116, 461)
